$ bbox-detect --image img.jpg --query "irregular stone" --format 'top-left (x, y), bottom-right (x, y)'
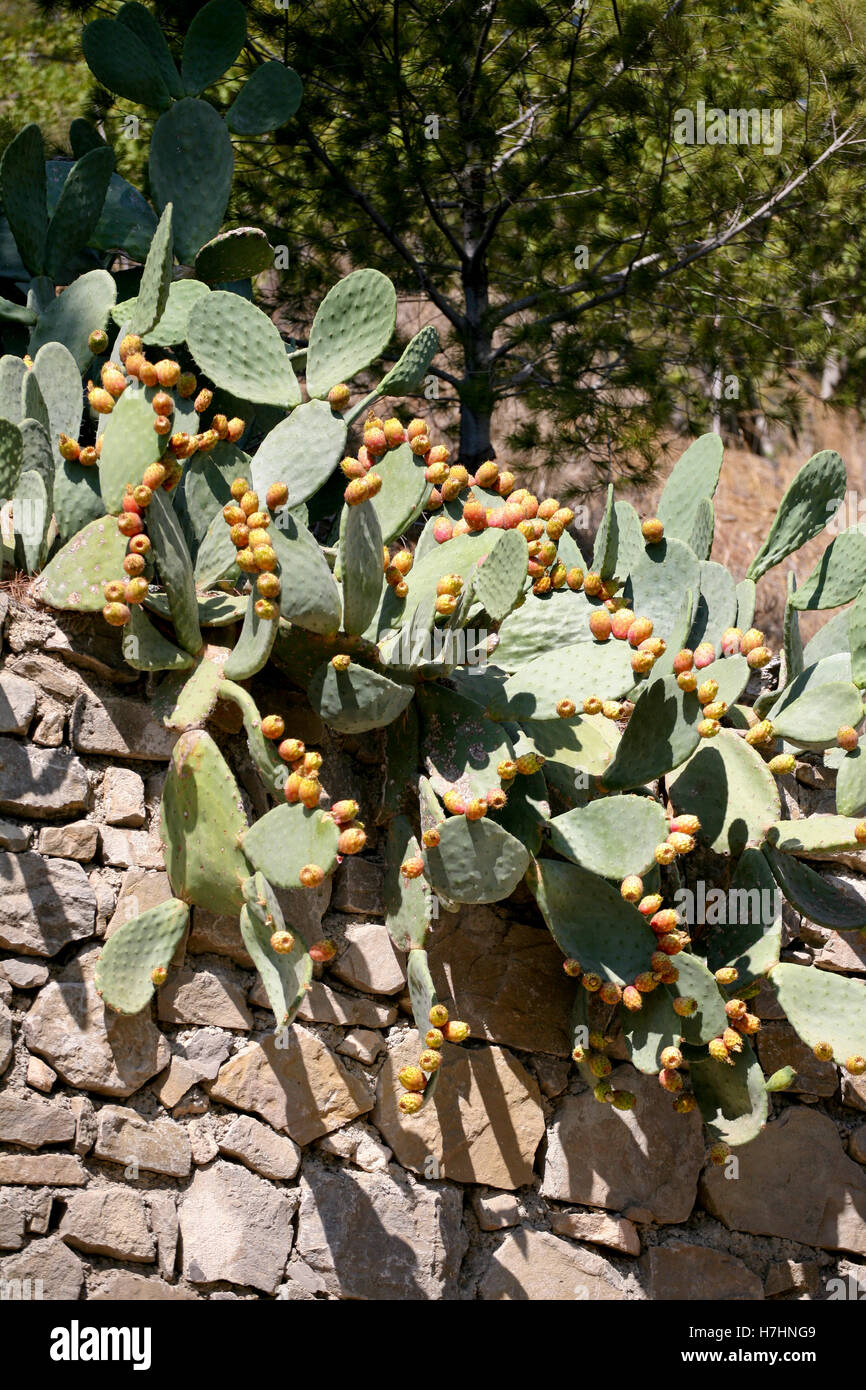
top-left (218, 1115), bottom-right (301, 1181)
top-left (0, 1194), bottom-right (25, 1250)
top-left (296, 1160), bottom-right (465, 1299)
top-left (153, 1057), bottom-right (200, 1110)
top-left (0, 673), bottom-right (37, 733)
top-left (472, 1192), bottom-right (521, 1231)
top-left (24, 971), bottom-right (170, 1095)
top-left (90, 1271), bottom-right (198, 1300)
top-left (330, 857), bottom-right (384, 915)
top-left (157, 965), bottom-right (253, 1030)
top-left (317, 1121), bottom-right (391, 1173)
top-left (69, 1096), bottom-right (95, 1155)
top-left (815, 930), bottom-right (866, 974)
top-left (26, 1056), bottom-right (57, 1093)
top-left (541, 1065), bottom-right (704, 1223)
top-left (478, 1229), bottom-right (623, 1301)
top-left (179, 1160), bottom-right (295, 1293)
top-left (249, 977), bottom-right (397, 1028)
top-left (32, 699), bottom-right (66, 747)
top-left (548, 1209), bottom-right (641, 1256)
top-left (0, 852), bottom-right (95, 955)
top-left (0, 1095), bottom-right (74, 1149)
top-left (0, 1000), bottom-right (11, 1077)
top-left (330, 920), bottom-right (405, 996)
top-left (700, 1107), bottom-right (866, 1254)
top-left (24, 1191), bottom-right (53, 1234)
top-left (7, 652), bottom-right (79, 699)
top-left (0, 1235), bottom-right (84, 1300)
top-left (208, 1026), bottom-right (374, 1145)
top-left (188, 1116), bottom-right (219, 1165)
top-left (842, 1072), bottom-right (866, 1112)
top-left (0, 958), bottom-right (48, 989)
top-left (753, 977), bottom-right (786, 1020)
top-left (102, 765), bottom-right (146, 827)
top-left (850, 1125), bottom-right (866, 1164)
top-left (641, 1245), bottom-right (763, 1300)
top-left (146, 1191), bottom-right (178, 1280)
top-left (43, 615), bottom-right (136, 683)
top-left (765, 1259), bottom-right (820, 1297)
top-left (0, 819), bottom-right (30, 851)
top-left (374, 1034), bottom-right (544, 1188)
top-left (426, 907), bottom-right (575, 1055)
top-left (105, 867), bottom-right (173, 940)
top-left (0, 737), bottom-right (89, 817)
top-left (187, 909), bottom-right (254, 967)
top-left (70, 690), bottom-right (178, 760)
top-left (37, 821), bottom-right (98, 861)
top-left (336, 1027), bottom-right (383, 1064)
top-left (99, 825), bottom-right (164, 870)
top-left (153, 1030), bottom-right (231, 1108)
top-left (60, 1189), bottom-right (155, 1262)
top-left (94, 1105), bottom-right (192, 1178)
top-left (0, 1154), bottom-right (86, 1185)
top-left (756, 1021), bottom-right (837, 1096)
top-left (534, 1055), bottom-right (571, 1098)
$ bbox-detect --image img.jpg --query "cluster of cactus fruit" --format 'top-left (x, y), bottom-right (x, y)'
top-left (2, 1), bottom-right (866, 1151)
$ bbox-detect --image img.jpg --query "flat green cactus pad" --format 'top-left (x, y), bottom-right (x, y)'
top-left (790, 528), bottom-right (866, 611)
top-left (150, 100), bottom-right (234, 264)
top-left (195, 228), bottom-right (274, 283)
top-left (251, 399), bottom-right (346, 510)
top-left (706, 847), bottom-right (782, 983)
top-left (620, 986), bottom-right (684, 1073)
top-left (770, 961), bottom-right (866, 1064)
top-left (147, 490), bottom-right (202, 657)
top-left (29, 269), bottom-right (116, 372)
top-left (487, 639), bottom-right (635, 722)
top-left (98, 387), bottom-right (164, 515)
top-left (765, 813), bottom-right (866, 856)
top-left (764, 843), bottom-right (866, 930)
top-left (0, 124), bottom-right (47, 276)
top-left (687, 1039), bottom-right (768, 1146)
top-left (666, 950), bottom-right (728, 1045)
top-left (223, 588), bottom-right (278, 681)
top-left (340, 498), bottom-right (384, 637)
top-left (417, 684), bottom-right (513, 801)
top-left (367, 441), bottom-right (431, 544)
top-left (181, 0), bottom-right (246, 95)
top-left (771, 680), bottom-right (863, 750)
top-left (122, 605), bottom-right (196, 672)
top-left (666, 729), bottom-right (781, 856)
top-left (656, 434), bottom-right (724, 543)
top-left (547, 793), bottom-right (669, 879)
top-left (95, 899), bottom-right (189, 1015)
top-left (187, 289), bottom-right (300, 407)
top-left (241, 803), bottom-right (340, 890)
top-left (226, 62), bottom-right (303, 136)
top-left (130, 202), bottom-right (173, 336)
top-left (374, 324), bottom-right (440, 396)
top-left (747, 449), bottom-right (846, 582)
top-left (627, 536), bottom-right (702, 648)
top-left (305, 269), bottom-right (397, 399)
top-left (528, 857), bottom-right (657, 983)
top-left (82, 16), bottom-right (171, 108)
top-left (35, 514), bottom-right (128, 612)
top-left (601, 674), bottom-right (701, 792)
top-left (384, 816), bottom-right (432, 951)
top-left (161, 729), bottom-right (250, 917)
top-left (308, 659), bottom-right (414, 733)
top-left (423, 815), bottom-right (529, 904)
top-left (112, 279), bottom-right (209, 346)
top-left (241, 871), bottom-right (313, 1028)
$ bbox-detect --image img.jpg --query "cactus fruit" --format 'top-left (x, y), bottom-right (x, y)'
top-left (642, 518), bottom-right (664, 543)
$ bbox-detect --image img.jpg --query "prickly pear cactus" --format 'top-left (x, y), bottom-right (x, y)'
top-left (5, 1), bottom-right (866, 1145)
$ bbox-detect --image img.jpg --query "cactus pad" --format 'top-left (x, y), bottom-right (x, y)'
top-left (240, 803), bottom-right (340, 890)
top-left (308, 659), bottom-right (413, 733)
top-left (187, 289), bottom-right (299, 407)
top-left (747, 450), bottom-right (846, 581)
top-left (195, 227), bottom-right (274, 283)
top-left (305, 269), bottom-right (397, 399)
top-left (95, 899), bottom-right (189, 1015)
top-left (0, 124), bottom-right (47, 276)
top-left (687, 1040), bottom-right (768, 1146)
top-left (35, 514), bottom-right (128, 611)
top-left (666, 729), bottom-right (780, 855)
top-left (340, 497), bottom-right (384, 636)
top-left (29, 269), bottom-right (116, 371)
top-left (161, 729), bottom-right (250, 917)
top-left (239, 875), bottom-right (312, 1030)
top-left (528, 857), bottom-right (656, 983)
top-left (547, 794), bottom-right (669, 879)
top-left (181, 0), bottom-right (246, 95)
top-left (226, 62), bottom-right (303, 135)
top-left (150, 100), bottom-right (234, 263)
top-left (423, 816), bottom-right (529, 904)
top-left (770, 961), bottom-right (866, 1065)
top-left (601, 674), bottom-right (701, 792)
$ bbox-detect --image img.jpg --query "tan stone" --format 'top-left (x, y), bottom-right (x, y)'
top-left (540, 1065), bottom-right (705, 1223)
top-left (94, 1105), bottom-right (192, 1178)
top-left (60, 1188), bottom-right (155, 1262)
top-left (179, 1160), bottom-right (296, 1293)
top-left (765, 1260), bottom-right (820, 1297)
top-left (331, 921), bottom-right (405, 995)
top-left (0, 819), bottom-right (31, 852)
top-left (102, 765), bottom-right (146, 827)
top-left (0, 999), bottom-right (10, 1077)
top-left (70, 691), bottom-right (178, 760)
top-left (815, 931), bottom-right (866, 974)
top-left (0, 737), bottom-right (89, 818)
top-left (548, 1209), bottom-right (641, 1256)
top-left (0, 1095), bottom-right (74, 1149)
top-left (37, 821), bottom-right (98, 861)
top-left (373, 1033), bottom-right (544, 1189)
top-left (850, 1125), bottom-right (866, 1164)
top-left (0, 958), bottom-right (48, 989)
top-left (0, 852), bottom-right (96, 955)
top-left (0, 1154), bottom-right (86, 1185)
top-left (472, 1191), bottom-right (521, 1231)
top-left (90, 1271), bottom-right (198, 1300)
top-left (99, 825), bottom-right (164, 870)
top-left (157, 965), bottom-right (253, 1030)
top-left (642, 1244), bottom-right (763, 1300)
top-left (208, 1027), bottom-right (373, 1145)
top-left (23, 969), bottom-right (170, 1095)
top-left (218, 1115), bottom-right (301, 1180)
top-left (249, 977), bottom-right (397, 1028)
top-left (0, 1235), bottom-right (84, 1300)
top-left (316, 1122), bottom-right (391, 1173)
top-left (756, 1020), bottom-right (837, 1096)
top-left (0, 1194), bottom-right (25, 1250)
top-left (330, 857), bottom-right (384, 914)
top-left (295, 1160), bottom-right (465, 1300)
top-left (0, 673), bottom-right (37, 733)
top-left (187, 909), bottom-right (254, 967)
top-left (105, 868), bottom-right (173, 940)
top-left (700, 1106), bottom-right (866, 1254)
top-left (478, 1229), bottom-right (624, 1300)
top-left (336, 1027), bottom-right (382, 1064)
top-left (26, 1056), bottom-right (57, 1094)
top-left (426, 906), bottom-right (575, 1055)
top-left (146, 1191), bottom-right (178, 1280)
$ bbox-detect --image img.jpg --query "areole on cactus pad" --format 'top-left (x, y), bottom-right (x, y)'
top-left (0, 0), bottom-right (864, 1149)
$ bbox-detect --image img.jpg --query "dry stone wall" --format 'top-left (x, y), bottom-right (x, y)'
top-left (0, 595), bottom-right (865, 1301)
